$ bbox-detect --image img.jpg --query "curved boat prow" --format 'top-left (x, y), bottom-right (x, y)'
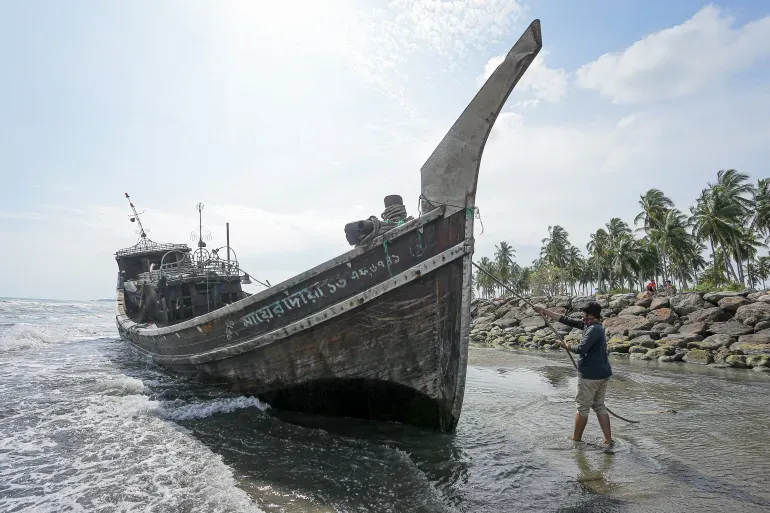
top-left (420, 19), bottom-right (542, 216)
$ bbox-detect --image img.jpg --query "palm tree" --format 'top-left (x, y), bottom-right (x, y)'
top-left (707, 169), bottom-right (756, 284)
top-left (540, 225), bottom-right (570, 268)
top-left (587, 229), bottom-right (609, 292)
top-left (494, 241), bottom-right (515, 296)
top-left (752, 178), bottom-right (770, 243)
top-left (690, 188), bottom-right (742, 286)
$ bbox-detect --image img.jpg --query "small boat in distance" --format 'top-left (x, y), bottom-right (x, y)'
top-left (114, 20), bottom-right (542, 432)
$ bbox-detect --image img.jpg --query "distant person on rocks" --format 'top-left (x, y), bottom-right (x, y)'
top-left (664, 280), bottom-right (676, 295)
top-left (646, 280), bottom-right (657, 294)
top-left (534, 301), bottom-right (613, 447)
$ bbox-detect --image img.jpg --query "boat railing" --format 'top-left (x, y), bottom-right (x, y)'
top-left (137, 246), bottom-right (245, 284)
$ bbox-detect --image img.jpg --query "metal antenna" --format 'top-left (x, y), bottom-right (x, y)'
top-left (125, 193), bottom-right (147, 239)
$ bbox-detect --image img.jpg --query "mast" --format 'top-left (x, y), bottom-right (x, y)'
top-left (420, 19), bottom-right (542, 216)
top-left (124, 193), bottom-right (147, 239)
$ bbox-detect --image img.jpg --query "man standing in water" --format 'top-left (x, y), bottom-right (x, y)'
top-left (534, 302), bottom-right (613, 446)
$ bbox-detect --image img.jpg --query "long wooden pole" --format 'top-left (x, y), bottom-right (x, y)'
top-left (471, 262), bottom-right (639, 424)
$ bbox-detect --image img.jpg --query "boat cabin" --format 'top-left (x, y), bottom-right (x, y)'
top-left (116, 238), bottom-right (247, 326)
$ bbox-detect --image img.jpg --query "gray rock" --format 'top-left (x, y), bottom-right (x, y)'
top-left (635, 297), bottom-right (653, 308)
top-left (473, 315), bottom-right (496, 328)
top-left (656, 337), bottom-right (689, 348)
top-left (735, 302), bottom-right (770, 326)
top-left (679, 322), bottom-right (708, 335)
top-left (725, 354), bottom-right (749, 368)
top-left (628, 330), bottom-right (659, 340)
top-left (718, 296), bottom-right (752, 313)
top-left (651, 323), bottom-right (671, 332)
top-left (733, 332), bottom-right (770, 354)
top-left (704, 291), bottom-right (746, 304)
top-left (754, 320), bottom-right (770, 332)
top-left (682, 349), bottom-right (713, 365)
top-left (662, 326), bottom-right (680, 335)
top-left (746, 355), bottom-right (770, 368)
top-left (630, 352), bottom-right (652, 361)
top-left (620, 305), bottom-right (649, 316)
top-left (647, 308), bottom-right (678, 324)
top-left (628, 335), bottom-right (657, 348)
top-left (650, 297), bottom-right (670, 310)
top-left (688, 307), bottom-right (730, 324)
top-left (629, 346), bottom-right (649, 354)
top-left (571, 296), bottom-right (597, 311)
top-left (707, 320), bottom-right (753, 337)
top-left (687, 334), bottom-right (735, 350)
top-left (647, 346), bottom-right (675, 357)
top-left (757, 295), bottom-right (770, 305)
top-left (603, 315), bottom-right (655, 336)
top-left (670, 293), bottom-right (706, 316)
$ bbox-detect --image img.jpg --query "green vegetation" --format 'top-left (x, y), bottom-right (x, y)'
top-left (473, 169), bottom-right (770, 298)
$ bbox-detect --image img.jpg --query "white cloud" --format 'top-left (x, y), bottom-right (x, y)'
top-left (345, 0), bottom-right (528, 109)
top-left (576, 5), bottom-right (770, 104)
top-left (480, 51), bottom-right (568, 105)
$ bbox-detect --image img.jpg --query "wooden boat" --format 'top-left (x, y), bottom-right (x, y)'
top-left (115, 20), bottom-right (542, 432)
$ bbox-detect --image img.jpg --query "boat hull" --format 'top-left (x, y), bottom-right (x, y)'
top-left (117, 207), bottom-right (472, 431)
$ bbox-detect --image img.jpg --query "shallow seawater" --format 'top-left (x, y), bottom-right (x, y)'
top-left (1, 298), bottom-right (769, 512)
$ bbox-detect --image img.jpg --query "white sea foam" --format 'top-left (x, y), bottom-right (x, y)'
top-left (1, 376), bottom-right (265, 513)
top-left (160, 396), bottom-right (271, 421)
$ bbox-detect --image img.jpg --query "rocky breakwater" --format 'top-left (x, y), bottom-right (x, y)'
top-left (470, 290), bottom-right (770, 372)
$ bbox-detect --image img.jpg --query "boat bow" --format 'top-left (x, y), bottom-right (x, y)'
top-left (420, 19), bottom-right (542, 216)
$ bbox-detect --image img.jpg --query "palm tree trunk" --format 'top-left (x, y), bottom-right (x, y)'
top-left (722, 246), bottom-right (739, 283)
top-left (732, 238), bottom-right (745, 285)
top-left (710, 239), bottom-right (718, 285)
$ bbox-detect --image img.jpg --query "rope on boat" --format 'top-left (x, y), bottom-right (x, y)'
top-left (471, 262), bottom-right (640, 424)
top-left (416, 194), bottom-right (484, 234)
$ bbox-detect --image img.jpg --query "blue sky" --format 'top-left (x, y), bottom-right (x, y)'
top-left (1, 1), bottom-right (769, 300)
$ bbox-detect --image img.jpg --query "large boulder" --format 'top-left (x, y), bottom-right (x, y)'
top-left (683, 349), bottom-right (713, 365)
top-left (520, 316), bottom-right (547, 331)
top-left (757, 295), bottom-right (770, 305)
top-left (550, 296), bottom-right (572, 309)
top-left (718, 296), bottom-right (751, 313)
top-left (628, 329), bottom-right (659, 340)
top-left (679, 322), bottom-right (708, 336)
top-left (571, 296), bottom-right (597, 311)
top-left (619, 305), bottom-right (649, 316)
top-left (647, 346), bottom-right (675, 358)
top-left (473, 315), bottom-right (496, 328)
top-left (647, 308), bottom-right (678, 324)
top-left (733, 331), bottom-right (770, 354)
top-left (656, 337), bottom-right (690, 348)
top-left (650, 296), bottom-right (670, 310)
top-left (734, 303), bottom-right (770, 326)
top-left (687, 334), bottom-right (735, 350)
top-left (670, 293), bottom-right (706, 316)
top-left (635, 296), bottom-right (653, 308)
top-left (704, 291), bottom-right (747, 305)
top-left (747, 355), bottom-right (770, 368)
top-left (628, 335), bottom-right (657, 348)
top-left (609, 295), bottom-right (636, 313)
top-left (603, 316), bottom-right (655, 336)
top-left (707, 320), bottom-right (753, 337)
top-left (687, 307), bottom-right (730, 324)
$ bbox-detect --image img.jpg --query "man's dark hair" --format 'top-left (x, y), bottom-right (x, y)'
top-left (580, 301), bottom-right (603, 319)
